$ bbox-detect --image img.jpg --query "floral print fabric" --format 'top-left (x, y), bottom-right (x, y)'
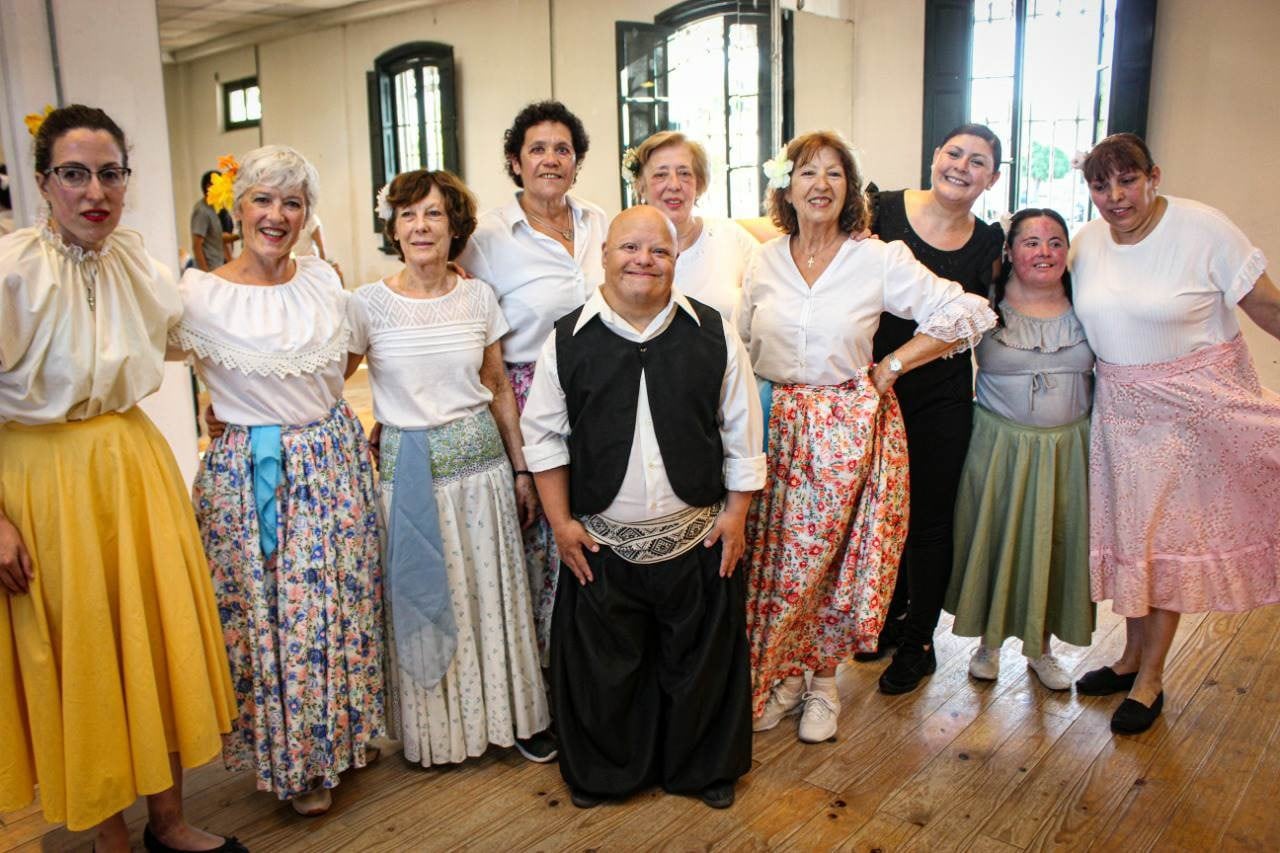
top-left (745, 378), bottom-right (910, 716)
top-left (194, 401), bottom-right (384, 798)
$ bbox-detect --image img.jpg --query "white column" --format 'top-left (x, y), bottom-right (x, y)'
top-left (0, 0), bottom-right (200, 484)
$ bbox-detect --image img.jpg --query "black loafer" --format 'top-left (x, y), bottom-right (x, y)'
top-left (1076, 665), bottom-right (1138, 696)
top-left (700, 782), bottom-right (735, 809)
top-left (569, 787), bottom-right (604, 809)
top-left (1110, 691), bottom-right (1164, 735)
top-left (854, 616), bottom-right (906, 662)
top-left (878, 644), bottom-right (937, 695)
top-left (143, 825), bottom-right (249, 853)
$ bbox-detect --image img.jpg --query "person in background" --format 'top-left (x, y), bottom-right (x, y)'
top-left (0, 104), bottom-right (242, 853)
top-left (521, 205), bottom-right (765, 809)
top-left (293, 212), bottom-right (326, 259)
top-left (1070, 133), bottom-right (1280, 734)
top-left (945, 208), bottom-right (1094, 689)
top-left (191, 169), bottom-right (235, 271)
top-left (863, 123), bottom-right (1006, 696)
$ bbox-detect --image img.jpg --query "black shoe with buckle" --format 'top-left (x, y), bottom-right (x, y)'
top-left (699, 782), bottom-right (736, 809)
top-left (1110, 691), bottom-right (1163, 735)
top-left (854, 614), bottom-right (906, 663)
top-left (1075, 665), bottom-right (1138, 696)
top-left (878, 643), bottom-right (937, 695)
top-left (515, 729), bottom-right (558, 763)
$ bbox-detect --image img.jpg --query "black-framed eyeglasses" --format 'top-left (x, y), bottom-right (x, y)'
top-left (44, 164), bottom-right (132, 190)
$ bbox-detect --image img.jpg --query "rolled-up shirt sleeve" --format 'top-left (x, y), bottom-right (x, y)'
top-left (519, 331), bottom-right (571, 472)
top-left (718, 316), bottom-right (767, 492)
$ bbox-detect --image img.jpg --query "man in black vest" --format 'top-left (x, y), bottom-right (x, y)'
top-left (520, 205), bottom-right (765, 809)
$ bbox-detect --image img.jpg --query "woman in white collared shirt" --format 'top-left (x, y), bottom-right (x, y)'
top-left (738, 131), bottom-right (996, 744)
top-left (455, 101), bottom-right (606, 670)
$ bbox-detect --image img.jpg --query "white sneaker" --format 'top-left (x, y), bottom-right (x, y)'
top-left (797, 691), bottom-right (840, 743)
top-left (969, 645), bottom-right (1000, 681)
top-left (1027, 653), bottom-right (1072, 691)
top-left (753, 680), bottom-right (804, 732)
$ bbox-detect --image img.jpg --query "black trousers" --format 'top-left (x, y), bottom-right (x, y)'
top-left (886, 396), bottom-right (974, 647)
top-left (550, 541), bottom-right (752, 798)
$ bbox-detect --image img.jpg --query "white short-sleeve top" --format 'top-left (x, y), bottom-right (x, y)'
top-left (737, 236), bottom-right (997, 386)
top-left (0, 222), bottom-right (180, 424)
top-left (170, 256), bottom-right (349, 426)
top-left (347, 276), bottom-right (509, 429)
top-left (674, 217), bottom-right (759, 320)
top-left (1071, 195), bottom-right (1267, 365)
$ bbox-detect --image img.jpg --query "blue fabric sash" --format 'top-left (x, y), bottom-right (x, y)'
top-left (387, 428), bottom-right (457, 688)
top-left (248, 425), bottom-right (282, 558)
top-left (756, 376), bottom-right (774, 453)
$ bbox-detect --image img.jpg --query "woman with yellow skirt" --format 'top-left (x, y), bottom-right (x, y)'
top-left (0, 105), bottom-right (242, 853)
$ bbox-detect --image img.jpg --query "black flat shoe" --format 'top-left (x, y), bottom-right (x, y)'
top-left (1076, 665), bottom-right (1138, 696)
top-left (700, 782), bottom-right (735, 809)
top-left (143, 825), bottom-right (249, 853)
top-left (569, 787), bottom-right (604, 809)
top-left (1110, 692), bottom-right (1164, 735)
top-left (515, 729), bottom-right (558, 763)
top-left (878, 644), bottom-right (936, 695)
top-left (854, 615), bottom-right (906, 662)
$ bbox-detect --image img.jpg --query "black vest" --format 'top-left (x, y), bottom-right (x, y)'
top-left (555, 298), bottom-right (728, 516)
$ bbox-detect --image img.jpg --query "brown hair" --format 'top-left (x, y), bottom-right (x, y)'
top-left (382, 169), bottom-right (477, 261)
top-left (629, 131), bottom-right (709, 198)
top-left (1081, 132), bottom-right (1156, 185)
top-left (34, 104), bottom-right (129, 173)
top-left (766, 131), bottom-right (869, 235)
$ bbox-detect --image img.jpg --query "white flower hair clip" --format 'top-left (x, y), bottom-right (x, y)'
top-left (621, 147), bottom-right (641, 183)
top-left (997, 210), bottom-right (1014, 235)
top-left (375, 183), bottom-right (393, 220)
top-left (762, 147), bottom-right (794, 191)
top-left (1069, 148), bottom-right (1091, 171)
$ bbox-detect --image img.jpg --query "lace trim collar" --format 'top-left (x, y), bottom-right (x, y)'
top-left (169, 322), bottom-right (351, 379)
top-left (38, 217), bottom-right (113, 263)
top-left (993, 302), bottom-right (1087, 354)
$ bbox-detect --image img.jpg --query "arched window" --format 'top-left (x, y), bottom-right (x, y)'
top-left (367, 41), bottom-right (459, 237)
top-left (616, 0), bottom-right (792, 218)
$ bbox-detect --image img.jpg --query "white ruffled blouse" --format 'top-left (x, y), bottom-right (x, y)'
top-left (737, 236), bottom-right (997, 386)
top-left (170, 256), bottom-right (349, 426)
top-left (0, 222), bottom-right (180, 424)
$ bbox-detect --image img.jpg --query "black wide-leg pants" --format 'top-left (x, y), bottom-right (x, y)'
top-left (550, 541), bottom-right (752, 798)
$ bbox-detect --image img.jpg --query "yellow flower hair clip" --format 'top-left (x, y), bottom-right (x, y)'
top-left (205, 154), bottom-right (240, 213)
top-left (24, 105), bottom-right (55, 137)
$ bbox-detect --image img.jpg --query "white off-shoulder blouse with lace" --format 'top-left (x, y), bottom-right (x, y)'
top-left (170, 256), bottom-right (349, 426)
top-left (0, 222), bottom-right (180, 425)
top-left (736, 236), bottom-right (997, 386)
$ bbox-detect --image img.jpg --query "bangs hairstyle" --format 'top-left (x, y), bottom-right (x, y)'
top-left (502, 100), bottom-right (590, 188)
top-left (991, 207), bottom-right (1073, 325)
top-left (232, 145), bottom-right (320, 227)
top-left (1081, 133), bottom-right (1155, 185)
top-left (34, 104), bottom-right (129, 173)
top-left (631, 131), bottom-right (709, 198)
top-left (767, 130), bottom-right (868, 236)
top-left (382, 169), bottom-right (477, 261)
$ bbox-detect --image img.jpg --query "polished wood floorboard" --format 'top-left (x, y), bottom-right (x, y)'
top-left (10, 370), bottom-right (1278, 851)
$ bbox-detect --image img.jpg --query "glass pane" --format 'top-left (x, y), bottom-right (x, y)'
top-left (728, 165), bottom-right (760, 219)
top-left (245, 85), bottom-right (261, 121)
top-left (394, 68), bottom-right (421, 171)
top-left (228, 89), bottom-right (246, 124)
top-left (421, 66), bottom-right (444, 171)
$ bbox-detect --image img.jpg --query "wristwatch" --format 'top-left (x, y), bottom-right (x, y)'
top-left (887, 353), bottom-right (903, 374)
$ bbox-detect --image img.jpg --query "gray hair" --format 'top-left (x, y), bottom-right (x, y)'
top-left (232, 144), bottom-right (319, 228)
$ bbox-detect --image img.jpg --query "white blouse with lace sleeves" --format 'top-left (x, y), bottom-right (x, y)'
top-left (169, 255), bottom-right (349, 426)
top-left (0, 223), bottom-right (180, 424)
top-left (348, 277), bottom-right (509, 429)
top-left (738, 235), bottom-right (996, 386)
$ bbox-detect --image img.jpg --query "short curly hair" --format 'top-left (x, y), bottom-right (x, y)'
top-left (502, 100), bottom-right (590, 188)
top-left (766, 130), bottom-right (869, 236)
top-left (382, 169), bottom-right (477, 261)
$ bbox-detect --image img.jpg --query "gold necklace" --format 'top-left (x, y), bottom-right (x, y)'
top-left (523, 204), bottom-right (574, 241)
top-left (797, 232), bottom-right (842, 269)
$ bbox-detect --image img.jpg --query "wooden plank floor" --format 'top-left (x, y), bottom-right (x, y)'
top-left (9, 369), bottom-right (1278, 851)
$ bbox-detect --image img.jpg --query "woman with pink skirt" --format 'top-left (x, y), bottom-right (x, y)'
top-left (1071, 133), bottom-right (1280, 734)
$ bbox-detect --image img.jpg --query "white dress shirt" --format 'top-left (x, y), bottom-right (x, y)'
top-left (521, 286), bottom-right (766, 523)
top-left (737, 236), bottom-right (996, 386)
top-left (455, 192), bottom-right (607, 365)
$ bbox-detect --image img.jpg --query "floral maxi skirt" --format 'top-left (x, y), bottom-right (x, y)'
top-left (194, 401), bottom-right (385, 798)
top-left (744, 377), bottom-right (910, 716)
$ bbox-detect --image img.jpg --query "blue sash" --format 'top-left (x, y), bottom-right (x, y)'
top-left (248, 425), bottom-right (282, 558)
top-left (756, 376), bottom-right (774, 453)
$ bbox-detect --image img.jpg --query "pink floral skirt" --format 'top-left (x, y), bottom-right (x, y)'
top-left (1090, 335), bottom-right (1280, 616)
top-left (745, 377), bottom-right (909, 716)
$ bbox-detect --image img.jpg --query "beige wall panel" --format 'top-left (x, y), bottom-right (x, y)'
top-left (791, 10), bottom-right (855, 149)
top-left (849, 0), bottom-right (924, 191)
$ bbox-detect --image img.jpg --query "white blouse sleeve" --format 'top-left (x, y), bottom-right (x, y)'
top-left (880, 240), bottom-right (997, 355)
top-left (718, 316), bottom-right (766, 492)
top-left (480, 280), bottom-right (510, 345)
top-left (346, 289), bottom-right (370, 355)
top-left (1200, 208), bottom-right (1268, 305)
top-left (733, 255), bottom-right (757, 347)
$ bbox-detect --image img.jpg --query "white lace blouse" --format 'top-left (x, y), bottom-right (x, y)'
top-left (674, 217), bottom-right (759, 320)
top-left (347, 277), bottom-right (508, 429)
top-left (737, 236), bottom-right (997, 386)
top-left (169, 256), bottom-right (349, 426)
top-left (0, 222), bottom-right (180, 424)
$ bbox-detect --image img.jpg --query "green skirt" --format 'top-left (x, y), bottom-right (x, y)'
top-left (945, 405), bottom-right (1094, 658)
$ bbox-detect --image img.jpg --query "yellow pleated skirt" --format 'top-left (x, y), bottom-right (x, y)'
top-left (0, 408), bottom-right (235, 831)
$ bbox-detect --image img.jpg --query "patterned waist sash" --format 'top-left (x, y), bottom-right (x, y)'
top-left (581, 501), bottom-right (723, 565)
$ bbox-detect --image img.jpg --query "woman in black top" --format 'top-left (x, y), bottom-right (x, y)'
top-left (867, 123), bottom-right (1005, 694)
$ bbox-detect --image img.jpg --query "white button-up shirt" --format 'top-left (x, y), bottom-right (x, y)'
top-left (456, 192), bottom-right (607, 365)
top-left (521, 286), bottom-right (766, 523)
top-left (736, 236), bottom-right (996, 385)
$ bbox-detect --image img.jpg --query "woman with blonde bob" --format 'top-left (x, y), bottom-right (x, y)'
top-left (348, 169), bottom-right (551, 768)
top-left (625, 130), bottom-right (758, 318)
top-left (171, 145), bottom-right (384, 815)
top-left (738, 130), bottom-right (996, 744)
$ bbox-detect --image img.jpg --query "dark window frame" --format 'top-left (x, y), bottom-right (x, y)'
top-left (222, 76), bottom-right (261, 131)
